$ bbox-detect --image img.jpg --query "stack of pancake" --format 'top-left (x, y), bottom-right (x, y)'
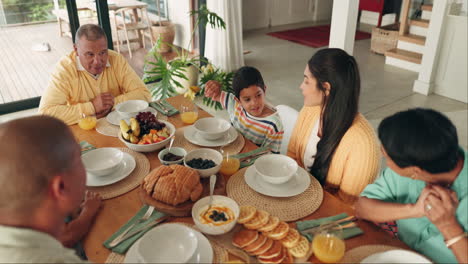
top-left (232, 206), bottom-right (310, 263)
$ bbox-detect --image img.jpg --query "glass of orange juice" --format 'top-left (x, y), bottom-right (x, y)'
top-left (312, 223), bottom-right (346, 263)
top-left (78, 114), bottom-right (97, 130)
top-left (180, 102), bottom-right (198, 125)
top-left (220, 152), bottom-right (240, 176)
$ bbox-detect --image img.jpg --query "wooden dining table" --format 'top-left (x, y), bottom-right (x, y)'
top-left (75, 95), bottom-right (408, 263)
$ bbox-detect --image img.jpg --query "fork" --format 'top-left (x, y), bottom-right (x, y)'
top-left (156, 100), bottom-right (170, 114)
top-left (108, 205), bottom-right (155, 247)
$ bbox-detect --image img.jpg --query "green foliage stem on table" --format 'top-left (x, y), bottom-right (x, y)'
top-left (142, 4), bottom-right (226, 100)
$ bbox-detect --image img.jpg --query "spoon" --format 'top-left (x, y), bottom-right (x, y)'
top-left (205, 174), bottom-right (217, 217)
top-left (167, 136), bottom-right (175, 154)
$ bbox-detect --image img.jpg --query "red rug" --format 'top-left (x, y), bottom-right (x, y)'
top-left (267, 25), bottom-right (371, 48)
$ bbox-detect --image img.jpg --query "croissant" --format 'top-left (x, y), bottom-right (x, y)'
top-left (143, 164), bottom-right (203, 206)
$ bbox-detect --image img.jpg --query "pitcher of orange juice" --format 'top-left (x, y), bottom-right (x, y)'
top-left (180, 102), bottom-right (198, 124)
top-left (78, 114), bottom-right (97, 130)
top-left (312, 223), bottom-right (346, 263)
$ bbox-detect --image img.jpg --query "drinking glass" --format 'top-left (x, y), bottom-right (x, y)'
top-left (180, 102), bottom-right (198, 125)
top-left (220, 152), bottom-right (240, 176)
top-left (78, 113), bottom-right (97, 130)
top-left (311, 223), bottom-right (346, 263)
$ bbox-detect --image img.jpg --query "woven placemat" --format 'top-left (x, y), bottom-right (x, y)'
top-left (104, 223), bottom-right (227, 264)
top-left (87, 148), bottom-right (150, 199)
top-left (96, 118), bottom-right (119, 137)
top-left (340, 244), bottom-right (400, 263)
top-left (173, 126), bottom-right (245, 155)
top-left (226, 167), bottom-right (323, 222)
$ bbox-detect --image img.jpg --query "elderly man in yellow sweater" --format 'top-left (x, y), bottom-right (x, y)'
top-left (39, 24), bottom-right (151, 125)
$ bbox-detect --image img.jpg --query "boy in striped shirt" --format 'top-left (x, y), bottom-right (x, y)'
top-left (205, 66), bottom-right (283, 153)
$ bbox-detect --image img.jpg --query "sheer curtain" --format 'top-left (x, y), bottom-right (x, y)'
top-left (205, 0), bottom-right (244, 72)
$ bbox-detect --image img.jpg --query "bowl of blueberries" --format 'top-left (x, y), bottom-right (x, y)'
top-left (184, 148), bottom-right (222, 178)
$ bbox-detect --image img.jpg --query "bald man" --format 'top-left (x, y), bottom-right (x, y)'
top-left (0, 116), bottom-right (101, 263)
top-left (39, 24), bottom-right (151, 125)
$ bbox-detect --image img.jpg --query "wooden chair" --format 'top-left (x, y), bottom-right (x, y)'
top-left (52, 1), bottom-right (95, 37)
top-left (113, 7), bottom-right (153, 58)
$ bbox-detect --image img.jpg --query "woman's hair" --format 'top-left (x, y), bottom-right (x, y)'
top-left (378, 108), bottom-right (460, 173)
top-left (232, 66), bottom-right (265, 98)
top-left (308, 48), bottom-right (360, 184)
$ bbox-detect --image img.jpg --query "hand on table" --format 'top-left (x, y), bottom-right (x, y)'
top-left (81, 191), bottom-right (102, 216)
top-left (92, 92), bottom-right (114, 118)
top-left (205, 80), bottom-right (221, 101)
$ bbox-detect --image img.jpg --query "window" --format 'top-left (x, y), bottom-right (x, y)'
top-left (139, 0), bottom-right (168, 19)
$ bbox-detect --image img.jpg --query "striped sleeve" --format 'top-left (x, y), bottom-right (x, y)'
top-left (263, 130), bottom-right (284, 154)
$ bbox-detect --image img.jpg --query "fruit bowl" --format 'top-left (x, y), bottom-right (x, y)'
top-left (119, 112), bottom-right (176, 152)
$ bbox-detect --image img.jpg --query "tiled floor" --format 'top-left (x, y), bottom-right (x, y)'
top-left (1, 21), bottom-right (466, 147)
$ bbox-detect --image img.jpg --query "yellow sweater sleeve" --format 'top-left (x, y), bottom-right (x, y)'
top-left (112, 53), bottom-right (151, 105)
top-left (39, 56), bottom-right (96, 125)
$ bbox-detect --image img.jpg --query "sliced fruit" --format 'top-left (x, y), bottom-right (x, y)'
top-left (120, 120), bottom-right (131, 140)
top-left (130, 117), bottom-right (140, 137)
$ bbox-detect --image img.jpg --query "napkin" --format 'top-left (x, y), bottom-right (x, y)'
top-left (296, 213), bottom-right (363, 242)
top-left (231, 146), bottom-right (270, 168)
top-left (80, 141), bottom-right (96, 155)
top-left (150, 99), bottom-right (179, 116)
top-left (103, 205), bottom-right (166, 254)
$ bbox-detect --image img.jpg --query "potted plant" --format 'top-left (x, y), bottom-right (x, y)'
top-left (143, 4), bottom-right (226, 100)
top-left (151, 0), bottom-right (175, 53)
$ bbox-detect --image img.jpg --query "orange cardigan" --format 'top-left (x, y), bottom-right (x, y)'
top-left (287, 106), bottom-right (381, 203)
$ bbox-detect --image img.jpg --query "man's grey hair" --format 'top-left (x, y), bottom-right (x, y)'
top-left (75, 24), bottom-right (108, 45)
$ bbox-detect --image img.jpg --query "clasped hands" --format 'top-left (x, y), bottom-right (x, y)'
top-left (414, 184), bottom-right (459, 231)
top-left (92, 92), bottom-right (114, 119)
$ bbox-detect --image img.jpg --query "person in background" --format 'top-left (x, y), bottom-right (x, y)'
top-left (39, 24), bottom-right (151, 125)
top-left (0, 116), bottom-right (101, 263)
top-left (287, 48), bottom-right (380, 204)
top-left (356, 108), bottom-right (467, 263)
top-left (204, 66), bottom-right (283, 153)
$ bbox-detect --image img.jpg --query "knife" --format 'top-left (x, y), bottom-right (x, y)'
top-left (108, 216), bottom-right (170, 248)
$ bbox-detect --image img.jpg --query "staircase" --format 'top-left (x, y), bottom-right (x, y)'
top-left (385, 2), bottom-right (433, 72)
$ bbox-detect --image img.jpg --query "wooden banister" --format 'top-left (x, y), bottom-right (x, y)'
top-left (399, 0), bottom-right (411, 35)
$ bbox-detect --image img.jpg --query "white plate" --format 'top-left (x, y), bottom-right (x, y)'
top-left (124, 227), bottom-right (213, 264)
top-left (86, 152), bottom-right (136, 187)
top-left (184, 125), bottom-right (238, 147)
top-left (244, 165), bottom-right (311, 197)
top-left (106, 107), bottom-right (158, 126)
top-left (361, 249), bottom-right (432, 263)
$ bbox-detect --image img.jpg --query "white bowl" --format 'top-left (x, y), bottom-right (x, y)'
top-left (119, 120), bottom-right (175, 153)
top-left (158, 147), bottom-right (187, 165)
top-left (116, 100), bottom-right (149, 119)
top-left (81, 148), bottom-right (123, 176)
top-left (136, 223), bottom-right (198, 263)
top-left (254, 154), bottom-right (298, 184)
top-left (192, 195), bottom-right (240, 235)
top-left (184, 148), bottom-right (222, 178)
top-left (194, 117), bottom-right (231, 140)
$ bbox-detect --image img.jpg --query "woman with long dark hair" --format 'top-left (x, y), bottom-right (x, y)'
top-left (287, 48), bottom-right (380, 203)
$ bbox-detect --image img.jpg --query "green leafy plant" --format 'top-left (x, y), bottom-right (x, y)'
top-left (197, 64), bottom-right (234, 110)
top-left (143, 4), bottom-right (226, 100)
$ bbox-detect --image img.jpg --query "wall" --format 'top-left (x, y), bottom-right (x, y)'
top-left (167, 0), bottom-right (192, 50)
top-left (433, 14), bottom-right (467, 103)
top-left (242, 0), bottom-right (333, 31)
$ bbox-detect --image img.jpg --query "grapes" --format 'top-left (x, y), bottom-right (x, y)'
top-left (135, 112), bottom-right (166, 136)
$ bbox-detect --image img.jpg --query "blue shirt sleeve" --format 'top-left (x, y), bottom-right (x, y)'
top-left (360, 167), bottom-right (399, 202)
